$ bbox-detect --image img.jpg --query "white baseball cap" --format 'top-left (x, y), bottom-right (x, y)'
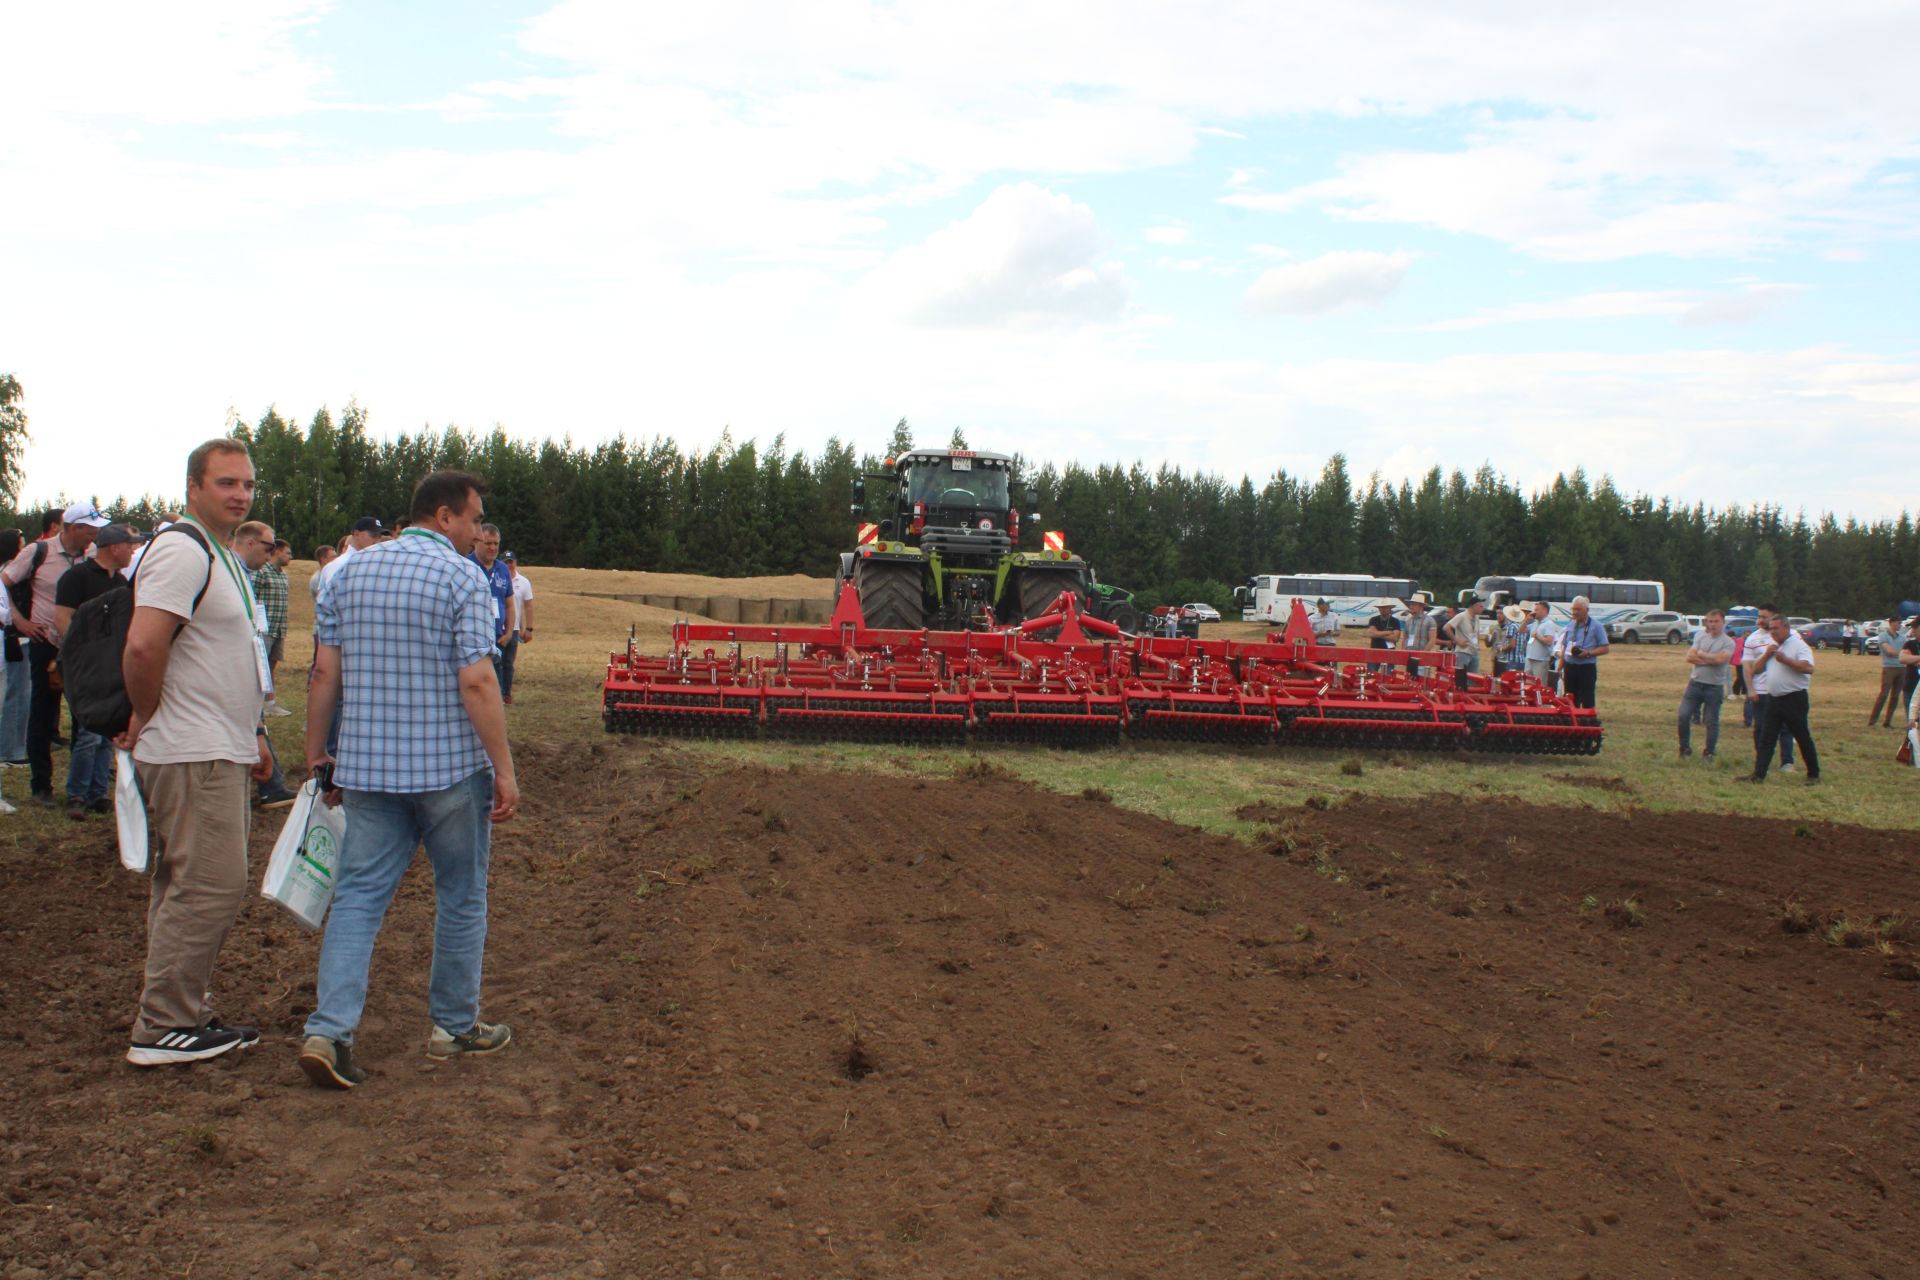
top-left (62, 501), bottom-right (110, 529)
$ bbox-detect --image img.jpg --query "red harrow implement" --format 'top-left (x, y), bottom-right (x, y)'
top-left (602, 587), bottom-right (1602, 755)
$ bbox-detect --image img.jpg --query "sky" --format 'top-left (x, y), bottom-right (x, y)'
top-left (4, 0), bottom-right (1918, 523)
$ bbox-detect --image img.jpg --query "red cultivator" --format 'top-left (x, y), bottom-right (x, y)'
top-left (602, 587), bottom-right (1603, 755)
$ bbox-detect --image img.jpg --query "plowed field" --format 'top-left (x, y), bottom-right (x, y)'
top-left (4, 733), bottom-right (1918, 1279)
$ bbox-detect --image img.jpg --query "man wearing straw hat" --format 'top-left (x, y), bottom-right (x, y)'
top-left (1494, 603), bottom-right (1528, 676)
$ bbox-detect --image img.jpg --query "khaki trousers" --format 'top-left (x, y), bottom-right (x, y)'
top-left (133, 759), bottom-right (252, 1042)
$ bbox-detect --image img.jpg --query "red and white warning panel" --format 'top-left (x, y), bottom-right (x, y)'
top-left (857, 523), bottom-right (880, 546)
top-left (1042, 530), bottom-right (1066, 552)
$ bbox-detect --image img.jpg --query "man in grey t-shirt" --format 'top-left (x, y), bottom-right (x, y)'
top-left (1678, 609), bottom-right (1735, 759)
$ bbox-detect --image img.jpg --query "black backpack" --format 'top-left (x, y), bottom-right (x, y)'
top-left (6, 539), bottom-right (46, 622)
top-left (59, 525), bottom-right (213, 738)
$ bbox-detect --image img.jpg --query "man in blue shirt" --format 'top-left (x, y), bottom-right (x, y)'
top-left (470, 522), bottom-right (516, 703)
top-left (1560, 595), bottom-right (1610, 709)
top-left (298, 470), bottom-right (521, 1089)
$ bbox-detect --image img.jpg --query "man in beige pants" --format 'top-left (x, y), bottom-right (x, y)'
top-left (117, 439), bottom-right (275, 1066)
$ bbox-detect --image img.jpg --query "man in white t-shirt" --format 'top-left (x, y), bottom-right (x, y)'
top-left (1739, 613), bottom-right (1821, 785)
top-left (117, 439), bottom-right (276, 1068)
top-left (1740, 605), bottom-right (1796, 773)
top-left (506, 553), bottom-right (534, 645)
top-left (1524, 601), bottom-right (1557, 684)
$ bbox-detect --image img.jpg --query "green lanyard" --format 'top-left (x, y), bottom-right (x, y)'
top-left (400, 527), bottom-right (451, 550)
top-left (181, 516), bottom-right (255, 625)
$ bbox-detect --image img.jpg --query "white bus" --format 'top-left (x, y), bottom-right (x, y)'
top-left (1461, 573), bottom-right (1665, 628)
top-left (1236, 573), bottom-right (1419, 626)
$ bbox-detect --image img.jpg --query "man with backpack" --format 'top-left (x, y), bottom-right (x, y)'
top-left (52, 523), bottom-right (138, 818)
top-left (115, 440), bottom-right (275, 1067)
top-left (3, 501), bottom-right (109, 807)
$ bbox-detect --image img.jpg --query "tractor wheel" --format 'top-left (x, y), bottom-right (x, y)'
top-left (1012, 568), bottom-right (1087, 622)
top-left (1107, 602), bottom-right (1148, 634)
top-left (854, 559), bottom-right (926, 629)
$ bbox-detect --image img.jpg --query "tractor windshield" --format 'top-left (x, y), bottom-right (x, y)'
top-left (905, 459), bottom-right (1009, 510)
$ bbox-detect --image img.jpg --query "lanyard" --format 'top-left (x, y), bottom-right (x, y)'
top-left (181, 516), bottom-right (254, 625)
top-left (401, 527), bottom-right (452, 551)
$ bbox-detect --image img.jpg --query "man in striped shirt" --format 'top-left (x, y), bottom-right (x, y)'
top-left (298, 470), bottom-right (521, 1089)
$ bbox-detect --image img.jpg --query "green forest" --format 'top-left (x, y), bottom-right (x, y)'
top-left (10, 401), bottom-right (1919, 617)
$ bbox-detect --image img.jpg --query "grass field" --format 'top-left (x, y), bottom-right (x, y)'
top-left (6, 562), bottom-right (1913, 849)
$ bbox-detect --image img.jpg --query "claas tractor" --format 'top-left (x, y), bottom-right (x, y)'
top-left (841, 448), bottom-right (1091, 630)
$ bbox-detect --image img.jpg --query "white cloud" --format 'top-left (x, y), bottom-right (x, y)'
top-left (1245, 251), bottom-right (1411, 316)
top-left (856, 184), bottom-right (1128, 327)
top-left (1413, 283), bottom-right (1802, 332)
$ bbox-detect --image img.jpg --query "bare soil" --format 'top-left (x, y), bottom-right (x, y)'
top-left (3, 740), bottom-right (1918, 1279)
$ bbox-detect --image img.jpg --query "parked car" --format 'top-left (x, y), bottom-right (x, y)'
top-left (1786, 616), bottom-right (1814, 636)
top-left (1613, 610), bottom-right (1691, 644)
top-left (1605, 610), bottom-right (1645, 641)
top-left (1181, 602), bottom-right (1222, 623)
top-left (1803, 619), bottom-right (1850, 649)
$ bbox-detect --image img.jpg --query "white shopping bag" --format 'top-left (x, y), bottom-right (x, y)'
top-left (114, 749), bottom-right (150, 873)
top-left (261, 780), bottom-right (346, 929)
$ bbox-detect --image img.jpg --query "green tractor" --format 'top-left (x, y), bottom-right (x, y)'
top-left (841, 448), bottom-right (1092, 630)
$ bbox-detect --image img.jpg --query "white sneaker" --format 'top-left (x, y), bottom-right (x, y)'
top-left (1780, 762), bottom-right (1796, 773)
top-left (0, 798), bottom-right (16, 815)
top-left (265, 701), bottom-right (292, 717)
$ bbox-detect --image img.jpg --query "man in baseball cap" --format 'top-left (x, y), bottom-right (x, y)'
top-left (3, 504), bottom-right (109, 805)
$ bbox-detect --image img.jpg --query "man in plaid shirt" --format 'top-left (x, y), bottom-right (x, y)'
top-left (297, 470), bottom-right (520, 1089)
top-left (251, 537), bottom-right (292, 714)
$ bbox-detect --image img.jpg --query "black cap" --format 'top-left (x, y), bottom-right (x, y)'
top-left (501, 550), bottom-right (516, 561)
top-left (94, 523), bottom-right (137, 548)
top-left (351, 516), bottom-right (386, 534)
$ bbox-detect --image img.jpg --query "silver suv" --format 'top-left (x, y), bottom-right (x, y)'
top-left (1614, 610), bottom-right (1690, 644)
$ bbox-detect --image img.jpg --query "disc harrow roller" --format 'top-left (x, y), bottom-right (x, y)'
top-left (601, 588), bottom-right (1602, 755)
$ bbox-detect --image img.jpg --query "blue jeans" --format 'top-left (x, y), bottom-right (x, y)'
top-left (1676, 682), bottom-right (1725, 755)
top-left (64, 718), bottom-right (115, 806)
top-left (0, 653), bottom-right (28, 760)
top-left (305, 770), bottom-right (494, 1045)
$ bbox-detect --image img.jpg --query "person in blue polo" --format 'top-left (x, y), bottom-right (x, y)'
top-left (468, 523), bottom-right (514, 700)
top-left (1560, 595), bottom-right (1611, 709)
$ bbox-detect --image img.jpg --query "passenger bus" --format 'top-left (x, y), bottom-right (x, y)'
top-left (1236, 573), bottom-right (1419, 626)
top-left (1460, 574), bottom-right (1665, 628)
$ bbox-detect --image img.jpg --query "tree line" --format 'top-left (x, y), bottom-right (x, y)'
top-left (8, 402), bottom-right (1917, 617)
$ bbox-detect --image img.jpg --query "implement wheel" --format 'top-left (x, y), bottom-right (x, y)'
top-left (1012, 568), bottom-right (1087, 622)
top-left (854, 559), bottom-right (926, 629)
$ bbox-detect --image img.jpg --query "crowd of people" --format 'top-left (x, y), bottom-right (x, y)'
top-left (1351, 591), bottom-right (1609, 708)
top-left (0, 440), bottom-right (526, 1078)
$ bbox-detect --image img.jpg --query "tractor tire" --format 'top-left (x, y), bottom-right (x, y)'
top-left (1012, 568), bottom-right (1087, 622)
top-left (1107, 602), bottom-right (1148, 634)
top-left (854, 559), bottom-right (926, 630)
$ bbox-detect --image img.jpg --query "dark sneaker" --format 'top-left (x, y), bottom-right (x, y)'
top-left (1702, 752), bottom-right (1716, 761)
top-left (427, 1020), bottom-right (512, 1059)
top-left (299, 1036), bottom-right (368, 1089)
top-left (66, 801), bottom-right (88, 821)
top-left (30, 791), bottom-right (56, 809)
top-left (88, 797), bottom-right (112, 814)
top-left (1733, 774), bottom-right (1763, 784)
top-left (127, 1023), bottom-right (246, 1067)
top-left (206, 1016), bottom-right (261, 1047)
top-left (257, 786), bottom-right (298, 811)
top-left (1805, 775), bottom-right (1822, 787)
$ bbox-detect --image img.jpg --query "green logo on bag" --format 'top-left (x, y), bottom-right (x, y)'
top-left (304, 825), bottom-right (336, 861)
top-left (300, 825), bottom-right (337, 882)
